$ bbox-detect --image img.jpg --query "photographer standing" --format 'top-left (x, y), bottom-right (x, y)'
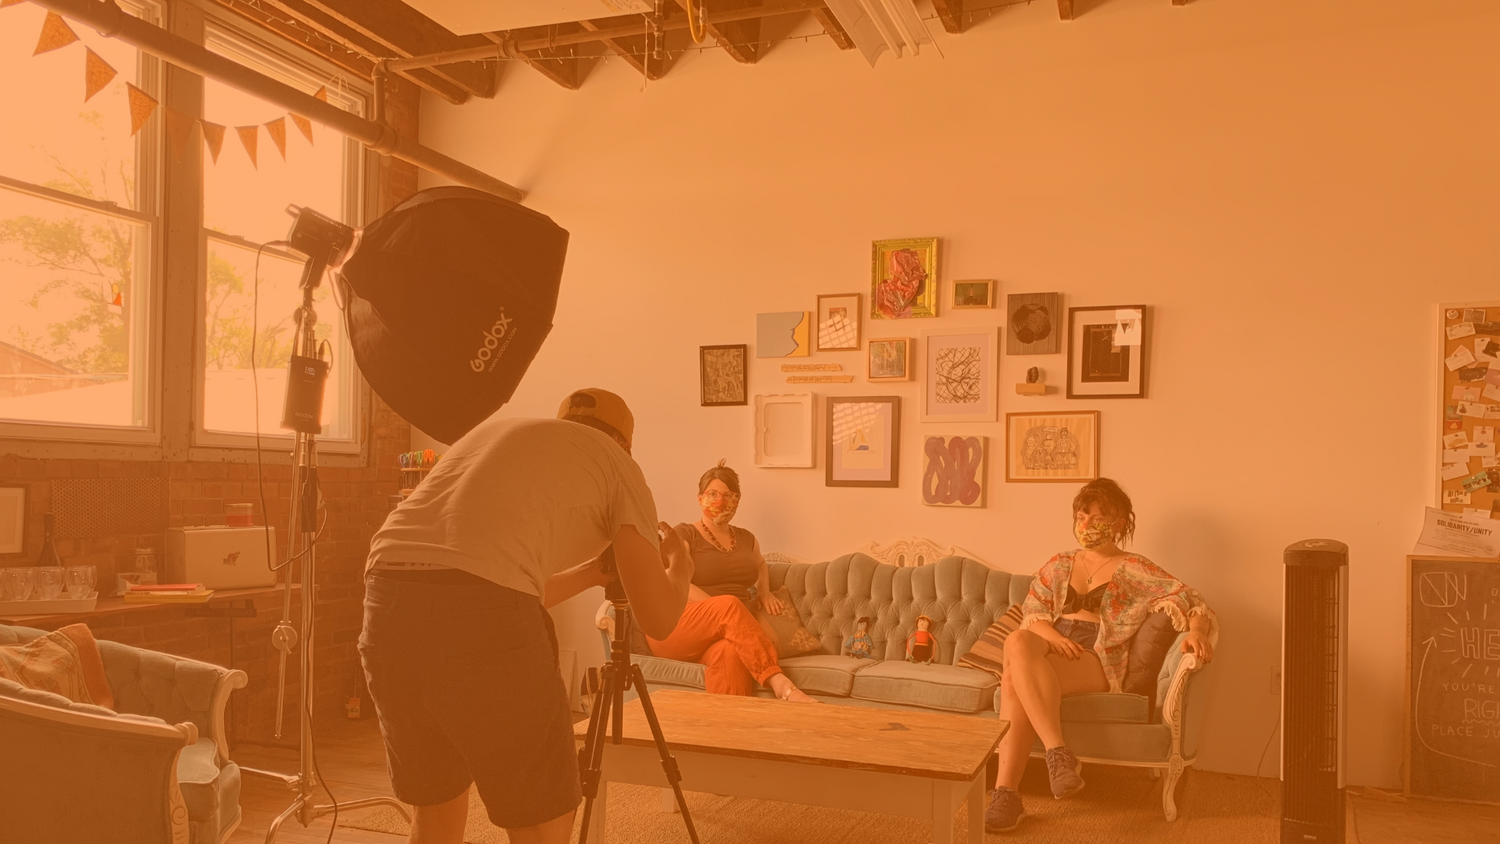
top-left (360, 388), bottom-right (693, 844)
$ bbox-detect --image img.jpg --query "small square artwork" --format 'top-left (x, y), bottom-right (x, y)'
top-left (699, 345), bottom-right (747, 406)
top-left (816, 294), bottom-right (861, 351)
top-left (921, 435), bottom-right (986, 507)
top-left (1005, 411), bottom-right (1100, 483)
top-left (0, 486), bottom-right (24, 555)
top-left (921, 329), bottom-right (998, 423)
top-left (827, 396), bottom-right (901, 487)
top-left (951, 280), bottom-right (995, 310)
top-left (1067, 306), bottom-right (1148, 398)
top-left (871, 238), bottom-right (939, 320)
top-left (1005, 292), bottom-right (1062, 355)
top-left (757, 312), bottom-right (811, 358)
top-left (868, 337), bottom-right (913, 381)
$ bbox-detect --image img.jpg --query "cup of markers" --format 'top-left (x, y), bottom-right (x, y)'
top-left (398, 449), bottom-right (439, 493)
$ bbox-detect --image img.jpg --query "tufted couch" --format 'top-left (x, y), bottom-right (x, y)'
top-left (600, 553), bottom-right (1216, 820)
top-left (0, 623), bottom-right (248, 844)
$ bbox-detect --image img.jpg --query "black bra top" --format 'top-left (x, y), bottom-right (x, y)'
top-left (1060, 581), bottom-right (1108, 615)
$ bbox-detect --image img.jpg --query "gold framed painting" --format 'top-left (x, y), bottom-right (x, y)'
top-left (871, 237), bottom-right (938, 320)
top-left (1004, 410), bottom-right (1100, 483)
top-left (951, 279), bottom-right (995, 310)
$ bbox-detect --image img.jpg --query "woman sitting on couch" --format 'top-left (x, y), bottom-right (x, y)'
top-left (984, 478), bottom-right (1216, 834)
top-left (644, 461), bottom-right (815, 703)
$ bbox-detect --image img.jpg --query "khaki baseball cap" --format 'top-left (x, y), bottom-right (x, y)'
top-left (557, 388), bottom-right (634, 449)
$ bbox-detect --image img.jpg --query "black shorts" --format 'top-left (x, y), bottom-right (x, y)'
top-left (358, 570), bottom-right (581, 829)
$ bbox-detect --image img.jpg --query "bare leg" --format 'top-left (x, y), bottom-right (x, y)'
top-left (506, 808), bottom-right (577, 844)
top-left (764, 672), bottom-right (816, 703)
top-left (994, 665), bottom-right (1037, 790)
top-left (1001, 629), bottom-right (1108, 750)
top-left (410, 790), bottom-right (468, 844)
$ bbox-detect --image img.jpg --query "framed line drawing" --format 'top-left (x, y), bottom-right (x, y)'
top-left (827, 396), bottom-right (901, 487)
top-left (699, 344), bottom-right (748, 406)
top-left (871, 237), bottom-right (938, 320)
top-left (755, 393), bottom-right (815, 468)
top-left (867, 337), bottom-right (914, 382)
top-left (816, 293), bottom-right (861, 351)
top-left (1068, 305), bottom-right (1148, 398)
top-left (1005, 411), bottom-right (1100, 483)
top-left (951, 280), bottom-right (996, 310)
top-left (921, 435), bottom-right (986, 508)
top-left (921, 328), bottom-right (998, 423)
top-left (1006, 292), bottom-right (1062, 355)
top-left (0, 486), bottom-right (24, 555)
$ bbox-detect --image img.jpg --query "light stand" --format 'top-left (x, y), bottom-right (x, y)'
top-left (241, 207), bottom-right (410, 842)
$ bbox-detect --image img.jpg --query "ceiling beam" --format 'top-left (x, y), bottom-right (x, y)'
top-left (930, 0), bottom-right (965, 34)
top-left (1057, 0), bottom-right (1074, 20)
top-left (482, 28), bottom-right (595, 91)
top-left (812, 7), bottom-right (855, 48)
top-left (579, 14), bottom-right (679, 80)
top-left (208, 0), bottom-right (375, 80)
top-left (292, 0), bottom-right (498, 98)
top-left (672, 0), bottom-right (762, 65)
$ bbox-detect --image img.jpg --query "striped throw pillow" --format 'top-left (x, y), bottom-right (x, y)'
top-left (956, 604), bottom-right (1025, 679)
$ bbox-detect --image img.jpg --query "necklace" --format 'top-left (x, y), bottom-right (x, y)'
top-left (1081, 552), bottom-right (1119, 587)
top-left (699, 520), bottom-right (735, 553)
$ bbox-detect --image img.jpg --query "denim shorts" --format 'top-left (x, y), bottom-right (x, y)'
top-left (358, 570), bottom-right (580, 829)
top-left (1053, 617), bottom-right (1100, 651)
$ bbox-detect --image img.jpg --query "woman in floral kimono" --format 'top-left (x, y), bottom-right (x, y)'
top-left (983, 479), bottom-right (1216, 834)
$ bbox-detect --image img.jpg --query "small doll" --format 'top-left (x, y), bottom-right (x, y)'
top-left (905, 615), bottom-right (937, 664)
top-left (843, 616), bottom-right (874, 659)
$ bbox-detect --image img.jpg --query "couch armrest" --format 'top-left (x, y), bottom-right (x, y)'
top-left (1158, 626), bottom-right (1218, 758)
top-left (0, 694), bottom-right (197, 844)
top-left (98, 640), bottom-right (247, 767)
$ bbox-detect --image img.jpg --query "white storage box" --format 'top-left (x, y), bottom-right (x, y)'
top-left (164, 526), bottom-right (278, 590)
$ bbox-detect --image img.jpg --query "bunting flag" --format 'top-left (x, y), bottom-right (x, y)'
top-left (290, 112), bottom-right (314, 144)
top-left (165, 107), bottom-right (196, 160)
top-left (264, 116), bottom-right (287, 160)
top-left (84, 47), bottom-right (116, 102)
top-left (108, 281), bottom-right (123, 313)
top-left (34, 11), bottom-right (78, 55)
top-left (235, 125), bottom-right (259, 168)
top-left (313, 85), bottom-right (328, 103)
top-left (201, 121), bottom-right (226, 163)
top-left (125, 82), bottom-right (157, 136)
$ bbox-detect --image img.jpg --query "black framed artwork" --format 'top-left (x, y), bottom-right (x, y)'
top-left (699, 344), bottom-right (748, 406)
top-left (1067, 305), bottom-right (1148, 399)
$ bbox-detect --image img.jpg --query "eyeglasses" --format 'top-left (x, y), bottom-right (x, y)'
top-left (1075, 512), bottom-right (1115, 526)
top-left (701, 490), bottom-right (740, 503)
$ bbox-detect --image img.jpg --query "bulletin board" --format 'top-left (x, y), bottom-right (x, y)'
top-left (1437, 302), bottom-right (1500, 517)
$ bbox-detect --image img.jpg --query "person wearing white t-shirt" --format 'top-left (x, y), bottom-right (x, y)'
top-left (360, 388), bottom-right (692, 844)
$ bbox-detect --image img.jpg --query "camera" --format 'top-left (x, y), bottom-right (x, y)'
top-left (598, 545), bottom-right (626, 603)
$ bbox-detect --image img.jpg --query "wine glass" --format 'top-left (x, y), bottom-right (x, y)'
top-left (65, 565), bottom-right (97, 599)
top-left (2, 568), bottom-right (35, 602)
top-left (34, 566), bottom-right (64, 600)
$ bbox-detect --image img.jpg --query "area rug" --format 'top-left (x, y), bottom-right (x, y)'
top-left (340, 762), bottom-right (1281, 843)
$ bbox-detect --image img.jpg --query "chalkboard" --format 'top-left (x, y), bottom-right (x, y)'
top-left (1407, 555), bottom-right (1500, 804)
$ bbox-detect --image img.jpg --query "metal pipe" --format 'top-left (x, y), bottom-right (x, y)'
top-left (34, 0), bottom-right (525, 203)
top-left (386, 0), bottom-right (831, 72)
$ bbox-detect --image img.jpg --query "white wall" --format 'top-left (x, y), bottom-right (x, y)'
top-left (417, 0), bottom-right (1500, 787)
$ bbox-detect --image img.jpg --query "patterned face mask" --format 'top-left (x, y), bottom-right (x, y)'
top-left (1074, 520), bottom-right (1114, 550)
top-left (699, 491), bottom-right (739, 526)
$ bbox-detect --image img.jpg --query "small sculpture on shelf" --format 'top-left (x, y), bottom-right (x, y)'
top-left (843, 616), bottom-right (874, 659)
top-left (905, 615), bottom-right (938, 664)
top-left (1016, 366), bottom-right (1047, 396)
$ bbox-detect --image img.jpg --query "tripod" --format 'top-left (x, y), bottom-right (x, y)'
top-left (577, 575), bottom-right (700, 844)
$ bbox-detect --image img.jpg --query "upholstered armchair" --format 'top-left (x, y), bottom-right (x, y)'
top-left (0, 624), bottom-right (248, 844)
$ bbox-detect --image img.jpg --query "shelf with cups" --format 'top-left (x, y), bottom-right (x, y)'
top-left (0, 562), bottom-right (101, 616)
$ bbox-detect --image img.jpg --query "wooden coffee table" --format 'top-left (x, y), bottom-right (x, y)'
top-left (572, 689), bottom-right (1006, 844)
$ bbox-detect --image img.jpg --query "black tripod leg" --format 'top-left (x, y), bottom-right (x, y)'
top-left (577, 661), bottom-right (617, 844)
top-left (628, 664), bottom-right (701, 844)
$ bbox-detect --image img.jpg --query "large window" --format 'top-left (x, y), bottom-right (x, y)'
top-left (196, 28), bottom-right (364, 450)
top-left (0, 2), bottom-right (159, 440)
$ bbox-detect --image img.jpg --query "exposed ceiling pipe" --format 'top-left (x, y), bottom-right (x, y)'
top-left (32, 0), bottom-right (525, 203)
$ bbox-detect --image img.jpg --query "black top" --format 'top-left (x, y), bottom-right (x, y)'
top-left (673, 523), bottom-right (760, 603)
top-left (1059, 581), bottom-right (1108, 615)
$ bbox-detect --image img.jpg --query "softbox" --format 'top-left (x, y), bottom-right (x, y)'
top-left (336, 186), bottom-right (568, 444)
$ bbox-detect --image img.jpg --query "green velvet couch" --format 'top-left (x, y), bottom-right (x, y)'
top-left (0, 623), bottom-right (248, 844)
top-left (597, 553), bottom-right (1216, 820)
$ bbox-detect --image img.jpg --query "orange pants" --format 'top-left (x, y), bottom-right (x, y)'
top-left (646, 595), bottom-right (781, 695)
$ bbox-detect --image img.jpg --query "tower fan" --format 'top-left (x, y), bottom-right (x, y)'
top-left (1280, 539), bottom-right (1349, 844)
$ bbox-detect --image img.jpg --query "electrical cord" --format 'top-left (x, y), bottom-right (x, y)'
top-left (1255, 707), bottom-right (1282, 804)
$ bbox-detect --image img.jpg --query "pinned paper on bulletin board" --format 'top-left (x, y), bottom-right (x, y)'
top-left (1435, 302), bottom-right (1500, 521)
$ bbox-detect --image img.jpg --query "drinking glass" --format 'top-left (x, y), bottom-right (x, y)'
top-left (65, 565), bottom-right (96, 599)
top-left (34, 566), bottom-right (64, 600)
top-left (2, 568), bottom-right (36, 602)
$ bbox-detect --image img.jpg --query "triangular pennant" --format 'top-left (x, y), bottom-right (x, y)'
top-left (264, 117), bottom-right (287, 160)
top-left (235, 125), bottom-right (258, 168)
top-left (34, 11), bottom-right (79, 55)
top-left (201, 121), bottom-right (225, 163)
top-left (165, 107), bottom-right (196, 161)
top-left (125, 82), bottom-right (157, 136)
top-left (84, 47), bottom-right (117, 102)
top-left (290, 112), bottom-right (313, 145)
top-left (313, 85), bottom-right (328, 103)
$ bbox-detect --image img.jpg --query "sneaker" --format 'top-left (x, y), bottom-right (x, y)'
top-left (1044, 746), bottom-right (1085, 799)
top-left (984, 786), bottom-right (1026, 833)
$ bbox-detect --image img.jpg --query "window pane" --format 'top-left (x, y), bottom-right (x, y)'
top-left (0, 188), bottom-right (149, 428)
top-left (0, 4), bottom-right (149, 210)
top-left (202, 237), bottom-right (351, 439)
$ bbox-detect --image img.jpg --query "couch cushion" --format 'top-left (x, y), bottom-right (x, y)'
top-left (850, 661), bottom-right (999, 714)
top-left (179, 739), bottom-right (241, 843)
top-left (752, 587), bottom-right (824, 658)
top-left (632, 655), bottom-right (705, 690)
top-left (1059, 693), bottom-right (1150, 724)
top-left (777, 654), bottom-right (872, 697)
top-left (0, 623), bottom-right (114, 708)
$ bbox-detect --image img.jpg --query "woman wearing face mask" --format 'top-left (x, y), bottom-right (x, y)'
top-left (982, 478), bottom-right (1216, 834)
top-left (644, 461), bottom-right (816, 703)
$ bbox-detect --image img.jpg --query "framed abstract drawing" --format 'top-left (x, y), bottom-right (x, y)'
top-left (1006, 292), bottom-right (1063, 355)
top-left (921, 435), bottom-right (986, 507)
top-left (699, 344), bottom-right (747, 406)
top-left (867, 337), bottom-right (914, 382)
top-left (827, 396), bottom-right (901, 487)
top-left (816, 293), bottom-right (861, 351)
top-left (1004, 411), bottom-right (1100, 483)
top-left (755, 393), bottom-right (816, 468)
top-left (0, 486), bottom-right (24, 554)
top-left (870, 237), bottom-right (938, 320)
top-left (756, 311), bottom-right (811, 358)
top-left (1067, 305), bottom-right (1147, 398)
top-left (920, 328), bottom-right (998, 423)
top-left (951, 280), bottom-right (995, 310)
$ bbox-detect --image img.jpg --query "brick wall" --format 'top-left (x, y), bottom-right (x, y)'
top-left (0, 75), bottom-right (425, 748)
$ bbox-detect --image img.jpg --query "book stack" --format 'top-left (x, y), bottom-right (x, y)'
top-left (122, 583), bottom-right (215, 604)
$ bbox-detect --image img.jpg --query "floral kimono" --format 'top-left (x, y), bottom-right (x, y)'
top-left (1019, 551), bottom-right (1216, 693)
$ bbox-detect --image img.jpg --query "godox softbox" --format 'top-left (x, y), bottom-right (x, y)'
top-left (334, 186), bottom-right (568, 444)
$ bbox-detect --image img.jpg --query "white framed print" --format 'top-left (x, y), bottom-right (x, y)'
top-left (0, 486), bottom-right (24, 555)
top-left (754, 393), bottom-right (816, 468)
top-left (920, 328), bottom-right (998, 423)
